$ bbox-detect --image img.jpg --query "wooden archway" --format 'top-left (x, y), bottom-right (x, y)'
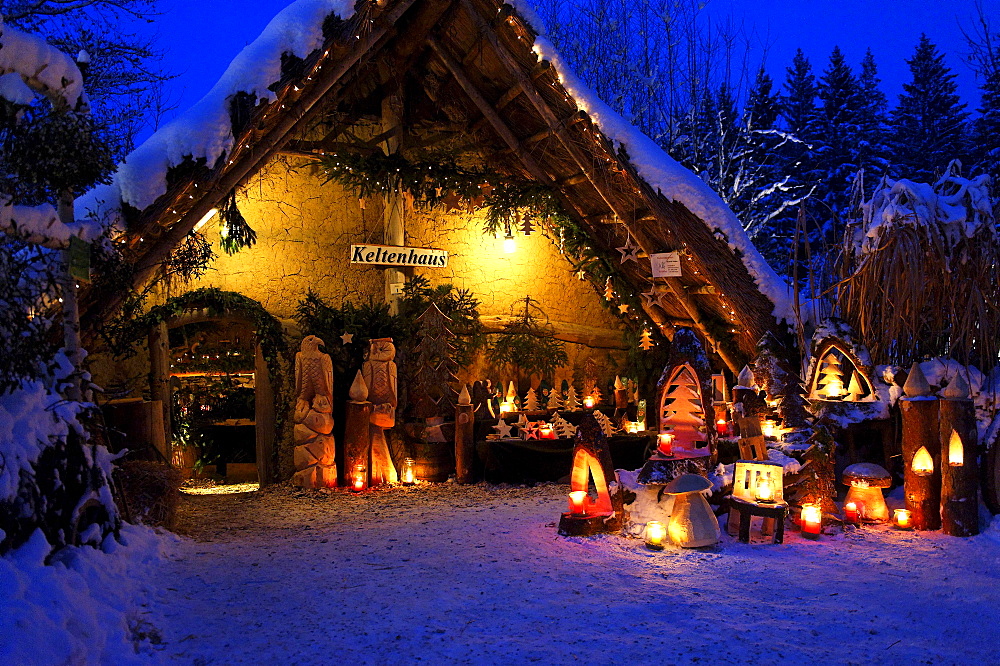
top-left (143, 289), bottom-right (285, 485)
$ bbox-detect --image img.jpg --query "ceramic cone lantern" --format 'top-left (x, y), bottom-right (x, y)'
top-left (663, 474), bottom-right (720, 548)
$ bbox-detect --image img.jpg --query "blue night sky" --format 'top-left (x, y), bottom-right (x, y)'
top-left (150, 0), bottom-right (998, 132)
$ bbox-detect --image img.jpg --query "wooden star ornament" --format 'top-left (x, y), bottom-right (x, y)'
top-left (616, 235), bottom-right (641, 264)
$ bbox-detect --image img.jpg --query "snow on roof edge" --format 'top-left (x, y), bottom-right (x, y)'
top-left (507, 2), bottom-right (795, 325)
top-left (77, 0), bottom-right (355, 227)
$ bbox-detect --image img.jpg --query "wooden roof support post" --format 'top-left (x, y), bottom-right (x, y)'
top-left (381, 86), bottom-right (407, 315)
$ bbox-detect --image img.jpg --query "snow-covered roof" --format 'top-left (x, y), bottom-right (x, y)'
top-left (79, 0), bottom-right (795, 355)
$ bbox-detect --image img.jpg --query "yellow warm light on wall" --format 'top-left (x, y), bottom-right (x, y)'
top-left (503, 235), bottom-right (517, 254)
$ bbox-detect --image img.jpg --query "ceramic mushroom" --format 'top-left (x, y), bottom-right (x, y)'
top-left (664, 474), bottom-right (720, 548)
top-left (842, 463), bottom-right (892, 522)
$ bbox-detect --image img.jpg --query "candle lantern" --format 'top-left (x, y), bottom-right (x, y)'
top-left (568, 490), bottom-right (588, 516)
top-left (754, 477), bottom-right (775, 503)
top-left (558, 415), bottom-right (625, 536)
top-left (948, 430), bottom-right (964, 466)
top-left (401, 457), bottom-right (416, 485)
top-left (644, 520), bottom-right (666, 551)
top-left (893, 508), bottom-right (913, 530)
top-left (625, 421), bottom-right (643, 434)
top-left (716, 418), bottom-right (728, 436)
top-left (761, 419), bottom-right (777, 439)
top-left (800, 503), bottom-right (822, 539)
top-left (841, 463), bottom-right (891, 522)
top-left (657, 432), bottom-right (674, 457)
top-left (807, 338), bottom-right (876, 403)
top-left (499, 401), bottom-right (515, 416)
top-left (844, 501), bottom-right (859, 524)
top-left (351, 463), bottom-right (367, 492)
top-left (911, 446), bottom-right (934, 476)
top-left (583, 395), bottom-right (596, 409)
top-left (539, 424), bottom-right (556, 439)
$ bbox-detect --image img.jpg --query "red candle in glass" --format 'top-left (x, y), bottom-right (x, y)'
top-left (657, 433), bottom-right (674, 457)
top-left (568, 490), bottom-right (587, 516)
top-left (539, 425), bottom-right (556, 439)
top-left (716, 418), bottom-right (728, 436)
top-left (800, 504), bottom-right (822, 539)
top-left (844, 501), bottom-right (859, 524)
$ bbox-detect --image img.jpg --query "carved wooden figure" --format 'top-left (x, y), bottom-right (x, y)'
top-left (344, 370), bottom-right (373, 486)
top-left (362, 337), bottom-right (398, 485)
top-left (455, 384), bottom-right (475, 484)
top-left (292, 336), bottom-right (337, 488)
top-left (558, 414), bottom-right (624, 536)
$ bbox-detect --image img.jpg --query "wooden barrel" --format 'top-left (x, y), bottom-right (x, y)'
top-left (411, 440), bottom-right (454, 482)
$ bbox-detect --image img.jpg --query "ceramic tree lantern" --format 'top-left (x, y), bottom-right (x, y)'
top-left (841, 463), bottom-right (892, 522)
top-left (805, 322), bottom-right (877, 404)
top-left (558, 414), bottom-right (624, 537)
top-left (663, 474), bottom-right (720, 548)
top-left (656, 328), bottom-right (715, 455)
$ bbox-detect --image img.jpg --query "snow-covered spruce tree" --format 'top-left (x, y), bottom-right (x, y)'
top-left (0, 20), bottom-right (120, 554)
top-left (856, 50), bottom-right (892, 183)
top-left (816, 47), bottom-right (864, 238)
top-left (972, 66), bottom-right (1000, 180)
top-left (890, 35), bottom-right (969, 183)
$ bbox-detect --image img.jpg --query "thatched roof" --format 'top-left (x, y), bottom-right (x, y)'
top-left (79, 0), bottom-right (793, 369)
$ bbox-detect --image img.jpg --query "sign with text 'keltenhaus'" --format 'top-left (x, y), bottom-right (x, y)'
top-left (350, 244), bottom-right (448, 267)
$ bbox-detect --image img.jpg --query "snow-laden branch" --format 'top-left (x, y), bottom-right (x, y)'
top-left (0, 17), bottom-right (87, 110)
top-left (0, 195), bottom-right (85, 248)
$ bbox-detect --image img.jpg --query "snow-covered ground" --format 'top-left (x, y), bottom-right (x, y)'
top-left (138, 483), bottom-right (1000, 665)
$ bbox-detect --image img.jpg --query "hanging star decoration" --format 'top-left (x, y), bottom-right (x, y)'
top-left (640, 286), bottom-right (658, 308)
top-left (576, 269), bottom-right (587, 281)
top-left (340, 332), bottom-right (354, 344)
top-left (618, 303), bottom-right (630, 314)
top-left (616, 235), bottom-right (641, 264)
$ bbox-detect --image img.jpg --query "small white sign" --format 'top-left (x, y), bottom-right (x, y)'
top-left (650, 251), bottom-right (682, 278)
top-left (350, 244), bottom-right (448, 267)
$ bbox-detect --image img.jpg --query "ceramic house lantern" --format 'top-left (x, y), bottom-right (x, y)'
top-left (841, 463), bottom-right (892, 522)
top-left (733, 460), bottom-right (785, 504)
top-left (806, 324), bottom-right (877, 403)
top-left (663, 474), bottom-right (720, 548)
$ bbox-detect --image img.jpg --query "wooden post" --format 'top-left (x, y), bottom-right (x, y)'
top-left (455, 384), bottom-right (475, 484)
top-left (939, 376), bottom-right (979, 537)
top-left (344, 371), bottom-right (372, 486)
top-left (900, 363), bottom-right (941, 530)
top-left (254, 343), bottom-right (276, 485)
top-left (148, 320), bottom-right (172, 463)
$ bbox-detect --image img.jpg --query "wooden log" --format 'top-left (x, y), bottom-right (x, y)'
top-left (455, 402), bottom-right (475, 484)
top-left (147, 321), bottom-right (172, 463)
top-left (900, 397), bottom-right (941, 530)
top-left (344, 400), bottom-right (372, 485)
top-left (939, 396), bottom-right (979, 537)
top-left (254, 343), bottom-right (276, 485)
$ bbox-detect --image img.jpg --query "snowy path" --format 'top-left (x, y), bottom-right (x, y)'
top-left (151, 484), bottom-right (1000, 665)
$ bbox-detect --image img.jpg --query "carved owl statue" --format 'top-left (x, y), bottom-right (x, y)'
top-left (294, 335), bottom-right (333, 407)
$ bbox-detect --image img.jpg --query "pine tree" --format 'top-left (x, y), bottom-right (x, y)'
top-left (973, 66), bottom-right (1000, 180)
top-left (817, 47), bottom-right (864, 236)
top-left (792, 426), bottom-right (838, 514)
top-left (856, 49), bottom-right (892, 182)
top-left (891, 35), bottom-right (969, 182)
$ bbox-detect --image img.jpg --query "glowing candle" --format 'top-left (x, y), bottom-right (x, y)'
top-left (401, 457), bottom-right (416, 485)
top-left (893, 508), bottom-right (913, 530)
top-left (912, 446), bottom-right (934, 476)
top-left (844, 501), bottom-right (859, 524)
top-left (657, 432), bottom-right (674, 457)
top-left (539, 424), bottom-right (556, 439)
top-left (583, 395), bottom-right (596, 409)
top-left (568, 490), bottom-right (587, 516)
top-left (755, 477), bottom-right (775, 503)
top-left (626, 421), bottom-right (642, 434)
top-left (645, 520), bottom-right (666, 550)
top-left (800, 503), bottom-right (822, 539)
top-left (499, 401), bottom-right (514, 416)
top-left (351, 463), bottom-right (367, 492)
top-left (762, 419), bottom-right (777, 438)
top-left (824, 377), bottom-right (845, 399)
top-left (949, 430), bottom-right (964, 466)
top-left (716, 418), bottom-right (728, 436)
